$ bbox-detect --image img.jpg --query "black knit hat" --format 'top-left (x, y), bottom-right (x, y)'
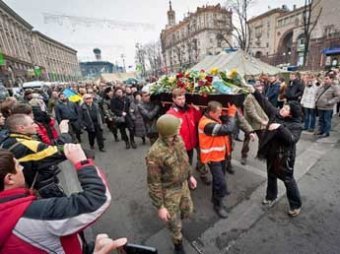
top-left (288, 101), bottom-right (303, 119)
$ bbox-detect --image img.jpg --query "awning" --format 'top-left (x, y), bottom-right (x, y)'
top-left (322, 48), bottom-right (340, 55)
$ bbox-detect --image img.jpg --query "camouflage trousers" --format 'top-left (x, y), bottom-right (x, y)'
top-left (164, 181), bottom-right (194, 244)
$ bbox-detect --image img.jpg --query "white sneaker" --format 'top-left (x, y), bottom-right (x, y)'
top-left (262, 199), bottom-right (277, 207)
top-left (288, 208), bottom-right (301, 217)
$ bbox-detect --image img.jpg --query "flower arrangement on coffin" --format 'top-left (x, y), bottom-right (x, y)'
top-left (150, 68), bottom-right (250, 96)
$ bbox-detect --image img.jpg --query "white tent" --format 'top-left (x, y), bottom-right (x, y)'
top-left (99, 72), bottom-right (137, 83)
top-left (192, 50), bottom-right (284, 76)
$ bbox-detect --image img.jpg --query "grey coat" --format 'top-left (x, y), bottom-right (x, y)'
top-left (130, 100), bottom-right (146, 137)
top-left (138, 102), bottom-right (160, 137)
top-left (315, 83), bottom-right (340, 110)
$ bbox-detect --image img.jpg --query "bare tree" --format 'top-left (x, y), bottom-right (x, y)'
top-left (144, 42), bottom-right (162, 77)
top-left (223, 0), bottom-right (255, 51)
top-left (302, 0), bottom-right (322, 67)
top-left (135, 43), bottom-right (146, 77)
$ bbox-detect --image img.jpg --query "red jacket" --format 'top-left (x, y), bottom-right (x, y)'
top-left (167, 105), bottom-right (202, 151)
top-left (0, 162), bottom-right (111, 254)
top-left (36, 118), bottom-right (59, 145)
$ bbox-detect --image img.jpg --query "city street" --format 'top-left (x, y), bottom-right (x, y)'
top-left (1, 0), bottom-right (340, 253)
top-left (60, 117), bottom-right (340, 254)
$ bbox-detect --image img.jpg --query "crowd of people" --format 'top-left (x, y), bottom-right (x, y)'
top-left (0, 68), bottom-right (339, 254)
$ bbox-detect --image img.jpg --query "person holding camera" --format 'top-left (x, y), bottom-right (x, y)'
top-left (0, 144), bottom-right (111, 253)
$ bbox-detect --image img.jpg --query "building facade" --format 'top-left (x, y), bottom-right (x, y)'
top-left (248, 0), bottom-right (340, 70)
top-left (161, 2), bottom-right (233, 72)
top-left (0, 0), bottom-right (81, 86)
top-left (32, 32), bottom-right (81, 82)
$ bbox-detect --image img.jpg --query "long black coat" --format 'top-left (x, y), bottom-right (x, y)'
top-left (110, 96), bottom-right (134, 129)
top-left (79, 102), bottom-right (104, 132)
top-left (285, 79), bottom-right (304, 102)
top-left (253, 91), bottom-right (303, 179)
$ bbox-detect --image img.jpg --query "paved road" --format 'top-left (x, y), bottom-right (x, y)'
top-left (59, 116), bottom-right (340, 254)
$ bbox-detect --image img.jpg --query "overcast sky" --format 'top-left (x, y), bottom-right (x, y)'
top-left (4, 0), bottom-right (304, 69)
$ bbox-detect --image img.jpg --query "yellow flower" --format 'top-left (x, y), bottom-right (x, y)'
top-left (209, 67), bottom-right (219, 76)
top-left (169, 76), bottom-right (176, 84)
top-left (229, 68), bottom-right (238, 78)
top-left (199, 72), bottom-right (207, 80)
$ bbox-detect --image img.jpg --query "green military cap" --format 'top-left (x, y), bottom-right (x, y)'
top-left (156, 114), bottom-right (181, 137)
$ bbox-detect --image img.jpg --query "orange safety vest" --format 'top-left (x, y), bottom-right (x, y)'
top-left (198, 116), bottom-right (231, 164)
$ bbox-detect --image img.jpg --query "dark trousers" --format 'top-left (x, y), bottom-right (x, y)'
top-left (265, 161), bottom-right (302, 210)
top-left (87, 124), bottom-right (104, 149)
top-left (241, 130), bottom-right (265, 159)
top-left (318, 109), bottom-right (333, 135)
top-left (303, 107), bottom-right (316, 130)
top-left (208, 161), bottom-right (227, 205)
top-left (69, 121), bottom-right (82, 143)
top-left (119, 127), bottom-right (135, 142)
top-left (187, 148), bottom-right (208, 176)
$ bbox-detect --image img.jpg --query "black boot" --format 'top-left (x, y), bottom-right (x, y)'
top-left (114, 134), bottom-right (119, 142)
top-left (174, 241), bottom-right (186, 254)
top-left (199, 174), bottom-right (211, 185)
top-left (130, 133), bottom-right (137, 149)
top-left (226, 164), bottom-right (235, 175)
top-left (131, 140), bottom-right (137, 149)
top-left (213, 199), bottom-right (228, 218)
top-left (125, 140), bottom-right (130, 149)
top-left (142, 137), bottom-right (146, 145)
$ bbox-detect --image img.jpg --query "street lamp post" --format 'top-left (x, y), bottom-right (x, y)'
top-left (121, 54), bottom-right (126, 73)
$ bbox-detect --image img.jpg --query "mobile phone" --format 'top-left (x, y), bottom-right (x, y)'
top-left (122, 243), bottom-right (158, 254)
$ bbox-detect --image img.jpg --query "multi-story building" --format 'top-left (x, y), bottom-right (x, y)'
top-left (160, 2), bottom-right (233, 72)
top-left (248, 0), bottom-right (340, 70)
top-left (0, 0), bottom-right (34, 86)
top-left (32, 31), bottom-right (81, 82)
top-left (0, 0), bottom-right (81, 86)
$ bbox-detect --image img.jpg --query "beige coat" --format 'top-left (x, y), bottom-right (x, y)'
top-left (315, 83), bottom-right (340, 110)
top-left (243, 93), bottom-right (269, 131)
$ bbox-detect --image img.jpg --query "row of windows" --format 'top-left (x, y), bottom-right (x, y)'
top-left (166, 13), bottom-right (231, 46)
top-left (277, 12), bottom-right (303, 28)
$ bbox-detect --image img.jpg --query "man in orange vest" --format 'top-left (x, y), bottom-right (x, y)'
top-left (198, 101), bottom-right (237, 218)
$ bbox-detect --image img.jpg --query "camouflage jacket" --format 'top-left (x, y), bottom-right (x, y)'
top-left (146, 136), bottom-right (192, 209)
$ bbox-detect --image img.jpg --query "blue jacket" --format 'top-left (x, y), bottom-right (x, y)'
top-left (265, 82), bottom-right (280, 107)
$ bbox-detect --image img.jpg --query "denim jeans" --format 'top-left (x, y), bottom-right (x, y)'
top-left (266, 161), bottom-right (302, 210)
top-left (318, 109), bottom-right (333, 135)
top-left (208, 161), bottom-right (227, 204)
top-left (303, 107), bottom-right (316, 130)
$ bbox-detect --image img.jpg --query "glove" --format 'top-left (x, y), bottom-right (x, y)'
top-left (226, 103), bottom-right (237, 117)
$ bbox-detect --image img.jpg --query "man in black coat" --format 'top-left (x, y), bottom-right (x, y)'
top-left (55, 93), bottom-right (82, 143)
top-left (80, 94), bottom-right (105, 152)
top-left (285, 72), bottom-right (304, 102)
top-left (251, 87), bottom-right (303, 217)
top-left (110, 87), bottom-right (136, 149)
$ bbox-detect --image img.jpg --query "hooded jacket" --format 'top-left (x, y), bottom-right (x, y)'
top-left (167, 104), bottom-right (202, 151)
top-left (0, 162), bottom-right (111, 254)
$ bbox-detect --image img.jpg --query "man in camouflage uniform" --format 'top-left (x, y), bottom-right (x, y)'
top-left (146, 114), bottom-right (197, 254)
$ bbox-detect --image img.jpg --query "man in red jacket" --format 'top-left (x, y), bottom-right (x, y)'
top-left (0, 144), bottom-right (111, 253)
top-left (167, 88), bottom-right (211, 185)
